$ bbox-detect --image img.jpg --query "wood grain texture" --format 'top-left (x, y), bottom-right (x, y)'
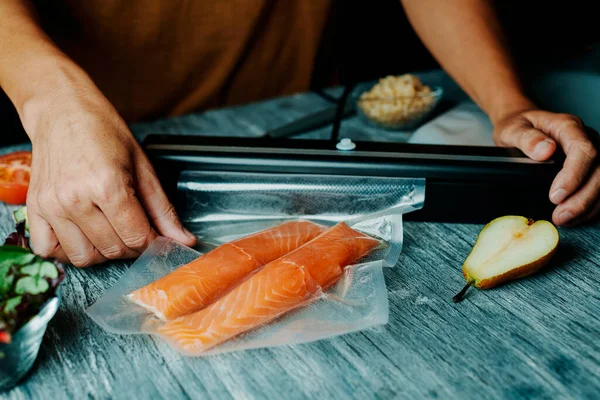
top-left (1, 87), bottom-right (599, 400)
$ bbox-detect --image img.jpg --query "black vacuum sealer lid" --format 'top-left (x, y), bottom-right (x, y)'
top-left (143, 134), bottom-right (563, 181)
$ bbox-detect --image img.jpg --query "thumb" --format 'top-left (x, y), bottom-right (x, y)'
top-left (135, 166), bottom-right (197, 247)
top-left (497, 125), bottom-right (557, 161)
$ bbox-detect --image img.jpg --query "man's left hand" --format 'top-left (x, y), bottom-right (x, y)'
top-left (493, 109), bottom-right (600, 226)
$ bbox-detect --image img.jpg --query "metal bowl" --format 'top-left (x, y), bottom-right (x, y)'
top-left (0, 296), bottom-right (59, 391)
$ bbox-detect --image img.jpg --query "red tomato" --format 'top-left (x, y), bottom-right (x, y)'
top-left (0, 331), bottom-right (11, 344)
top-left (0, 151), bottom-right (32, 205)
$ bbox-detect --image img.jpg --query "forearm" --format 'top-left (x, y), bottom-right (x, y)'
top-left (401, 0), bottom-right (535, 124)
top-left (0, 0), bottom-right (102, 137)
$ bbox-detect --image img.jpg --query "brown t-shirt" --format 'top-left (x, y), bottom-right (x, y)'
top-left (33, 0), bottom-right (334, 122)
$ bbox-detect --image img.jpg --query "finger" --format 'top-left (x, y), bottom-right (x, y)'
top-left (549, 139), bottom-right (597, 205)
top-left (66, 202), bottom-right (140, 260)
top-left (563, 200), bottom-right (600, 227)
top-left (46, 214), bottom-right (107, 268)
top-left (93, 173), bottom-right (158, 252)
top-left (526, 113), bottom-right (597, 204)
top-left (552, 165), bottom-right (600, 226)
top-left (135, 164), bottom-right (197, 246)
top-left (578, 198), bottom-right (600, 224)
top-left (27, 205), bottom-right (68, 262)
top-left (500, 126), bottom-right (556, 161)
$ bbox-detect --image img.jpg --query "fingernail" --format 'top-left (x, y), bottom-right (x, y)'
top-left (550, 188), bottom-right (567, 204)
top-left (558, 211), bottom-right (573, 225)
top-left (534, 139), bottom-right (554, 158)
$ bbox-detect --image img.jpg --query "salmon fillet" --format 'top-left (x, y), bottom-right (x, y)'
top-left (128, 221), bottom-right (326, 320)
top-left (155, 222), bottom-right (380, 355)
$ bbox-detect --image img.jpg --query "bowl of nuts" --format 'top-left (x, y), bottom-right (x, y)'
top-left (354, 74), bottom-right (443, 131)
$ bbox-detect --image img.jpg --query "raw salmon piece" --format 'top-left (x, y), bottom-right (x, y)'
top-left (155, 222), bottom-right (380, 355)
top-left (156, 262), bottom-right (321, 356)
top-left (284, 221), bottom-right (381, 289)
top-left (128, 220), bottom-right (325, 320)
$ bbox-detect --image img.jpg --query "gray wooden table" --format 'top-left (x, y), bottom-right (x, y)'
top-left (2, 83), bottom-right (600, 400)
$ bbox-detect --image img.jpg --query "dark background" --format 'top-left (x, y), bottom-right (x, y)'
top-left (2, 0), bottom-right (600, 146)
top-left (333, 0), bottom-right (600, 83)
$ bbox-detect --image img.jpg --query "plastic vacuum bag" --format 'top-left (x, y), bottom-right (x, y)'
top-left (86, 173), bottom-right (425, 356)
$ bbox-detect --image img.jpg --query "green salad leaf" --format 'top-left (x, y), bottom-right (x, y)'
top-left (15, 276), bottom-right (50, 295)
top-left (39, 261), bottom-right (59, 279)
top-left (13, 207), bottom-right (29, 232)
top-left (1, 216), bottom-right (65, 344)
top-left (3, 296), bottom-right (22, 314)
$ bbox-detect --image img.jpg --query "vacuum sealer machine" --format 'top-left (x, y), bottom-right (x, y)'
top-left (143, 134), bottom-right (563, 224)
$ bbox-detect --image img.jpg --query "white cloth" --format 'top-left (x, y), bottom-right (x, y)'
top-left (408, 101), bottom-right (495, 146)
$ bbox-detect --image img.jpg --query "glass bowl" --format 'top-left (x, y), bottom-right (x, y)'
top-left (353, 82), bottom-right (443, 131)
top-left (0, 296), bottom-right (60, 391)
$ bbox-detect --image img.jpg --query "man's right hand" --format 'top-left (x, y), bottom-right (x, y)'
top-left (0, 1), bottom-right (196, 266)
top-left (23, 87), bottom-right (197, 267)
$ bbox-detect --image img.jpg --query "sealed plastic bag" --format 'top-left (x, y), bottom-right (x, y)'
top-left (86, 173), bottom-right (424, 356)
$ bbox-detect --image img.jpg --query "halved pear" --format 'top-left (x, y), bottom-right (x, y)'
top-left (452, 216), bottom-right (559, 303)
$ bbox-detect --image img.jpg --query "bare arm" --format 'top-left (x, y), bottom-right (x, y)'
top-left (0, 1), bottom-right (87, 127)
top-left (401, 0), bottom-right (533, 123)
top-left (402, 0), bottom-right (600, 226)
top-left (0, 1), bottom-right (195, 266)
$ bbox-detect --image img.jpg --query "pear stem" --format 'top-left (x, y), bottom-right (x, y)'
top-left (452, 282), bottom-right (473, 303)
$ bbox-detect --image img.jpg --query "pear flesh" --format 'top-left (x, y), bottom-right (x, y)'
top-left (453, 216), bottom-right (559, 302)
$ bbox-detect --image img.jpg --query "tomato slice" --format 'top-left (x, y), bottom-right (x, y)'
top-left (0, 151), bottom-right (32, 205)
top-left (0, 330), bottom-right (11, 344)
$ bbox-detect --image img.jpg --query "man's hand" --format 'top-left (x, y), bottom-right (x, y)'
top-left (0, 1), bottom-right (196, 267)
top-left (493, 109), bottom-right (600, 226)
top-left (401, 0), bottom-right (600, 226)
top-left (23, 92), bottom-right (197, 267)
